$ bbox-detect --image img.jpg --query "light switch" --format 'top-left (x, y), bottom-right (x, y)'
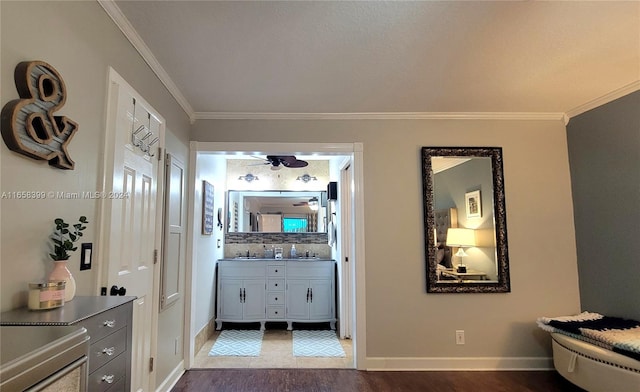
top-left (80, 243), bottom-right (92, 270)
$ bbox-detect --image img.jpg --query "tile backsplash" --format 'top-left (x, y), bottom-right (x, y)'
top-left (224, 230), bottom-right (331, 259)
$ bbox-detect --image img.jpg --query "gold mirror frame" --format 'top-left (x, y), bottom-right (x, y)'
top-left (422, 147), bottom-right (511, 293)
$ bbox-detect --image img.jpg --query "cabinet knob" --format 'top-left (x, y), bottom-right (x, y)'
top-left (103, 320), bottom-right (116, 328)
top-left (275, 311), bottom-right (279, 314)
top-left (102, 374), bottom-right (115, 384)
top-left (274, 283), bottom-right (278, 287)
top-left (102, 347), bottom-right (115, 356)
top-left (275, 297), bottom-right (278, 301)
top-left (275, 269), bottom-right (278, 272)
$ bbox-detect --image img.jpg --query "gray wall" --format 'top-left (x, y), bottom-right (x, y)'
top-left (1, 1), bottom-right (191, 387)
top-left (567, 91), bottom-right (640, 321)
top-left (192, 118), bottom-right (581, 362)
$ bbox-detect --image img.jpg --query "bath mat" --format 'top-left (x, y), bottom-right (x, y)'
top-left (208, 330), bottom-right (263, 356)
top-left (292, 330), bottom-right (346, 357)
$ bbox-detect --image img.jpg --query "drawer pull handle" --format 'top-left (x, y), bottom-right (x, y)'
top-left (104, 320), bottom-right (116, 328)
top-left (102, 374), bottom-right (115, 384)
top-left (102, 347), bottom-right (115, 356)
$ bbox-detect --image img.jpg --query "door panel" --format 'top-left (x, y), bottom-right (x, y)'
top-left (161, 154), bottom-right (184, 309)
top-left (242, 280), bottom-right (266, 320)
top-left (286, 280), bottom-right (310, 320)
top-left (309, 280), bottom-right (332, 320)
top-left (218, 279), bottom-right (243, 319)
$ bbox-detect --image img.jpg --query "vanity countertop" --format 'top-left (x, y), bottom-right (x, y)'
top-left (220, 258), bottom-right (334, 262)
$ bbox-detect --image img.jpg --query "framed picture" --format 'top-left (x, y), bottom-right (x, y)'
top-left (465, 190), bottom-right (482, 218)
top-left (202, 181), bottom-right (214, 235)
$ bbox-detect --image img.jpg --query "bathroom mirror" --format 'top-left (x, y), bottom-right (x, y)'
top-left (422, 147), bottom-right (510, 293)
top-left (226, 190), bottom-right (327, 233)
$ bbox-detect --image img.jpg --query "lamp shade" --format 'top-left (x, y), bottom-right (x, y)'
top-left (446, 228), bottom-right (476, 248)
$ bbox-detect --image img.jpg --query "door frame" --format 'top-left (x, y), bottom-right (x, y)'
top-left (185, 142), bottom-right (367, 370)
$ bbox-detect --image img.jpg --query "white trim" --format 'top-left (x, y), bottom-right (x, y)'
top-left (154, 361), bottom-right (185, 392)
top-left (365, 356), bottom-right (554, 371)
top-left (98, 0), bottom-right (196, 123)
top-left (352, 142), bottom-right (367, 370)
top-left (566, 80), bottom-right (640, 119)
top-left (183, 144), bottom-right (199, 369)
top-left (194, 111), bottom-right (565, 121)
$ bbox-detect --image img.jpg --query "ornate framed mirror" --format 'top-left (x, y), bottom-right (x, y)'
top-left (422, 147), bottom-right (510, 293)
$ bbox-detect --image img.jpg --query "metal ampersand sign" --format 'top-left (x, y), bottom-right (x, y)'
top-left (1, 60), bottom-right (78, 170)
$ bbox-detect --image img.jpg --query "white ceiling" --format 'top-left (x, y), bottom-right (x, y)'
top-left (108, 1), bottom-right (639, 121)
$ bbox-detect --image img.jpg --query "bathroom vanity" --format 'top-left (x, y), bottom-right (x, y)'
top-left (216, 259), bottom-right (335, 330)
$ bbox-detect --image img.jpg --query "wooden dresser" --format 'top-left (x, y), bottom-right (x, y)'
top-left (0, 296), bottom-right (134, 392)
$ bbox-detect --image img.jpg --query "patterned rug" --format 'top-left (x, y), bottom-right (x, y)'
top-left (208, 330), bottom-right (263, 356)
top-left (292, 330), bottom-right (346, 357)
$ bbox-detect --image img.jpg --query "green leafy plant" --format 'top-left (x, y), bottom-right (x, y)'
top-left (50, 216), bottom-right (89, 261)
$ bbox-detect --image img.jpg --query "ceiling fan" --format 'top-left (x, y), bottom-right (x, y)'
top-left (293, 197), bottom-right (319, 210)
top-left (251, 155), bottom-right (308, 170)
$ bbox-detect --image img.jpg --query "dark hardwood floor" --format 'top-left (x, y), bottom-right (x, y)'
top-left (171, 369), bottom-right (585, 392)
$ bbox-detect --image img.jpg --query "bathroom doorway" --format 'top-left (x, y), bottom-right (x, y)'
top-left (184, 142), bottom-right (366, 370)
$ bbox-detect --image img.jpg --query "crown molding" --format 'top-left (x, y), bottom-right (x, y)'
top-left (565, 80), bottom-right (640, 120)
top-left (194, 111), bottom-right (566, 121)
top-left (98, 0), bottom-right (196, 123)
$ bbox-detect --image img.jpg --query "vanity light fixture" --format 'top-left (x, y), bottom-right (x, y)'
top-left (238, 173), bottom-right (259, 182)
top-left (308, 197), bottom-right (319, 211)
top-left (446, 228), bottom-right (476, 273)
top-left (296, 174), bottom-right (317, 183)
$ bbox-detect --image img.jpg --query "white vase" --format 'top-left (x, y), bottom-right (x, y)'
top-left (49, 260), bottom-right (76, 302)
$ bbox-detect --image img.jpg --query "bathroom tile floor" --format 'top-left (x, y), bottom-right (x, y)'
top-left (194, 329), bottom-right (354, 369)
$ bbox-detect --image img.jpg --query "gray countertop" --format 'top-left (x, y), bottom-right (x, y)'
top-left (0, 296), bottom-right (136, 326)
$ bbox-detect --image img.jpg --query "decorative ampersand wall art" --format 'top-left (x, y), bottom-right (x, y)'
top-left (1, 60), bottom-right (78, 170)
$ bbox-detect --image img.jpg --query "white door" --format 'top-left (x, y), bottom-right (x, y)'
top-left (100, 69), bottom-right (164, 392)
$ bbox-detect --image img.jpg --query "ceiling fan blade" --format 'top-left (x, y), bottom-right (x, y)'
top-left (286, 159), bottom-right (308, 168)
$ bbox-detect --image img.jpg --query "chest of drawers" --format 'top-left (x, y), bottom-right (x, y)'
top-left (0, 296), bottom-right (134, 392)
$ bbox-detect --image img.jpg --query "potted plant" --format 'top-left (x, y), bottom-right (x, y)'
top-left (48, 216), bottom-right (88, 301)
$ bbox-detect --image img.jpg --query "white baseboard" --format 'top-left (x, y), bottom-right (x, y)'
top-left (365, 356), bottom-right (554, 371)
top-left (155, 361), bottom-right (185, 392)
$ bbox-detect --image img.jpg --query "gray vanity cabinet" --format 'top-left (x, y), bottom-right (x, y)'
top-left (216, 259), bottom-right (335, 330)
top-left (216, 262), bottom-right (266, 330)
top-left (285, 261), bottom-right (335, 330)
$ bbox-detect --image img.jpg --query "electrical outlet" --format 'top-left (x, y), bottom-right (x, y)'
top-left (456, 330), bottom-right (465, 345)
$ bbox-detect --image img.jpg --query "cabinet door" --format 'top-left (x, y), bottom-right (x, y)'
top-left (309, 279), bottom-right (333, 320)
top-left (218, 279), bottom-right (243, 319)
top-left (286, 279), bottom-right (310, 320)
top-left (242, 279), bottom-right (266, 320)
